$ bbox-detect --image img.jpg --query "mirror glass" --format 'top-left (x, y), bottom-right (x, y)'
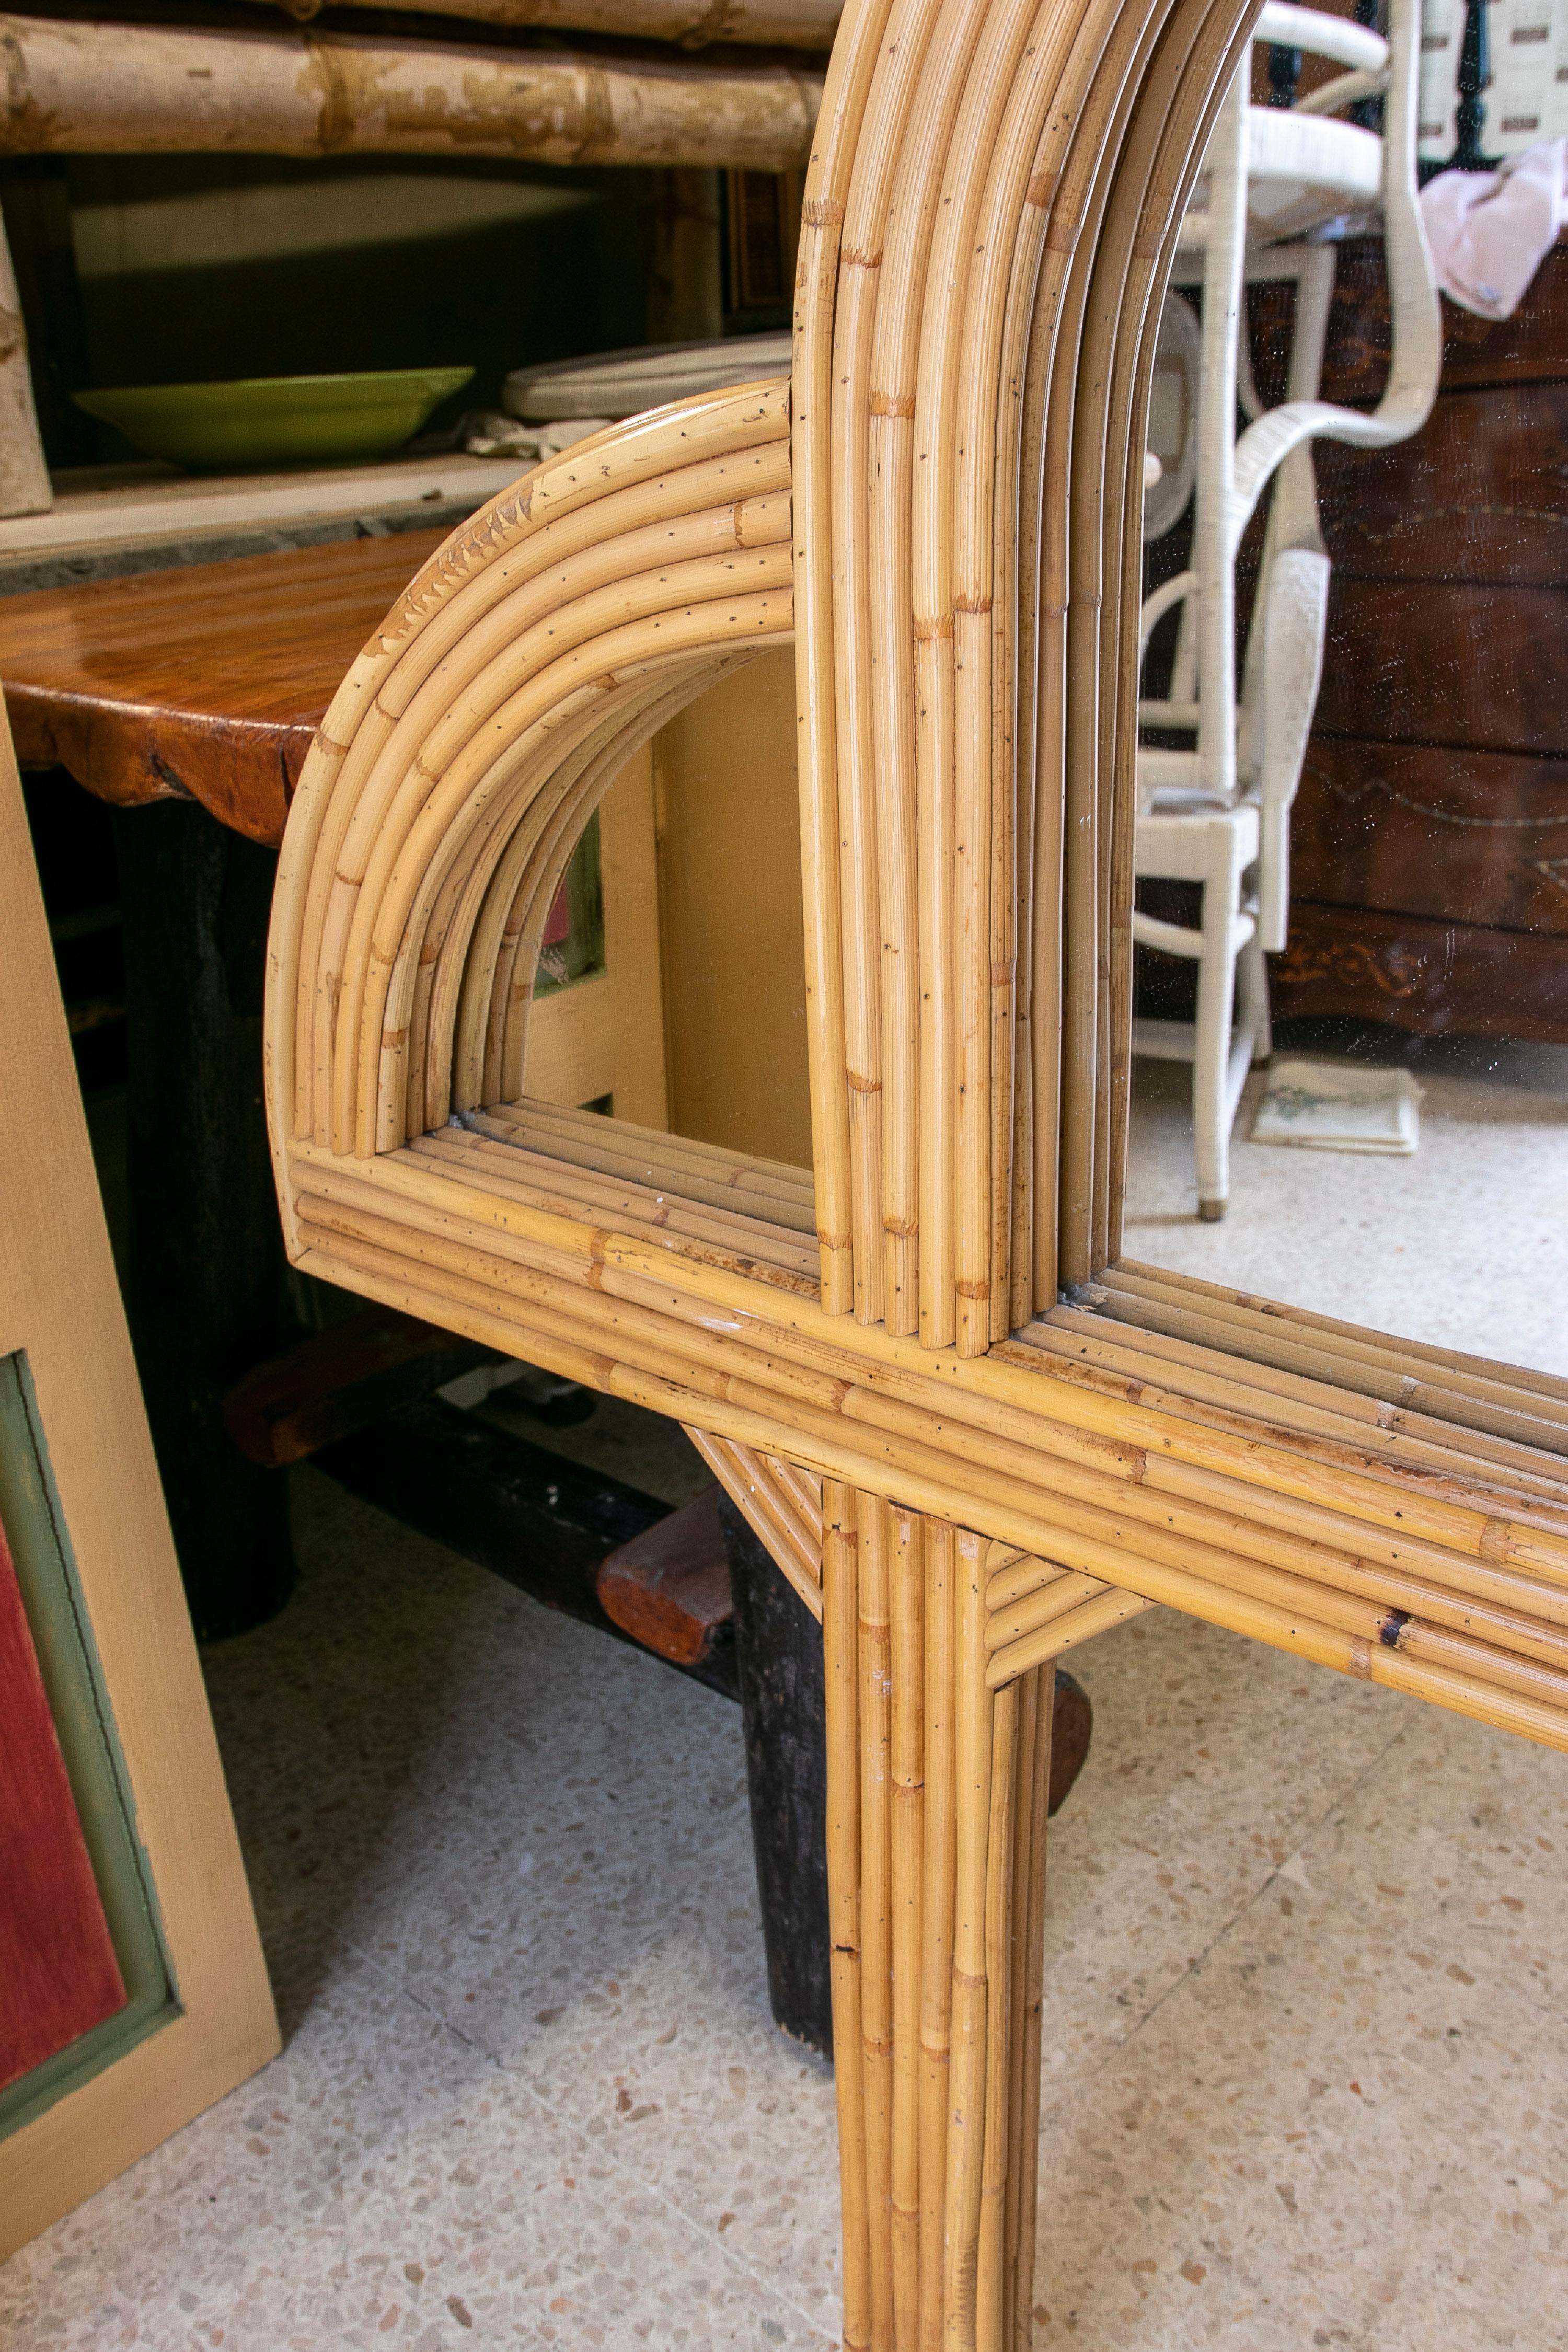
top-left (1126, 11), bottom-right (1568, 1388)
top-left (479, 648), bottom-right (815, 1250)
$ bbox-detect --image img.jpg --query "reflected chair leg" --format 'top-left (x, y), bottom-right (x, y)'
top-left (1237, 923), bottom-right (1272, 1066)
top-left (1191, 883), bottom-right (1240, 1223)
top-left (824, 1483), bottom-right (1054, 2350)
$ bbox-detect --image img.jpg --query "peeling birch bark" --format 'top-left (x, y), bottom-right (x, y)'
top-left (243, 0), bottom-right (840, 51)
top-left (0, 13), bottom-right (823, 170)
top-left (0, 209), bottom-right (49, 521)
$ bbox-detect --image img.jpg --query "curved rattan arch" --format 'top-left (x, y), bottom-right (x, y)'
top-left (267, 0), bottom-right (1257, 1338)
top-left (265, 2), bottom-right (1568, 2344)
top-left (268, 379), bottom-right (792, 1167)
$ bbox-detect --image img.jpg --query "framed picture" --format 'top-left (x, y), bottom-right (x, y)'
top-left (0, 708), bottom-right (276, 2259)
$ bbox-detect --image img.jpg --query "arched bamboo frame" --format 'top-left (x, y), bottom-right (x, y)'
top-left (270, 379), bottom-right (793, 1167)
top-left (265, 0), bottom-right (1568, 2342)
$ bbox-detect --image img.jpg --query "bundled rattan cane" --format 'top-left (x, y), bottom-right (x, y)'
top-left (264, 0), bottom-right (1568, 2342)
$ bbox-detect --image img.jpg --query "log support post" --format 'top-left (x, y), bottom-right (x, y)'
top-left (720, 1489), bottom-right (834, 2057)
top-left (114, 801), bottom-right (297, 1639)
top-left (823, 1481), bottom-right (1054, 2351)
top-left (0, 198), bottom-right (51, 520)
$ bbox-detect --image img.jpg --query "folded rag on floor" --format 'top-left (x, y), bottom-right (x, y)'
top-left (1420, 139), bottom-right (1567, 321)
top-left (1249, 1058), bottom-right (1423, 1155)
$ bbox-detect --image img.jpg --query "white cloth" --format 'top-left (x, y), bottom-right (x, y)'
top-left (1419, 140), bottom-right (1567, 321)
top-left (462, 413), bottom-right (610, 462)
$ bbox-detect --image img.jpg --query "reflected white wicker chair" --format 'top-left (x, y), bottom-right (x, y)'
top-left (1133, 0), bottom-right (1441, 1219)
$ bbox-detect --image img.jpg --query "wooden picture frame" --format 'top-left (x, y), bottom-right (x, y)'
top-left (262, 0), bottom-right (1568, 2338)
top-left (0, 713), bottom-right (278, 2259)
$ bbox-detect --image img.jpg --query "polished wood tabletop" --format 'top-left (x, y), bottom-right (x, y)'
top-left (0, 527), bottom-right (448, 845)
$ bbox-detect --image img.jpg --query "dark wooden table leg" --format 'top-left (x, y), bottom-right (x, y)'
top-left (113, 801), bottom-right (298, 1641)
top-left (718, 1493), bottom-right (833, 2058)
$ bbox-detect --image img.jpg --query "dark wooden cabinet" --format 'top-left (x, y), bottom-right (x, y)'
top-left (1266, 240), bottom-right (1568, 1041)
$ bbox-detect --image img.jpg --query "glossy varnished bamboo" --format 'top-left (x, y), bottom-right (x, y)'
top-left (858, 1496), bottom-right (896, 2343)
top-left (786, 0), bottom-right (1258, 1339)
top-left (825, 1484), bottom-right (873, 2346)
top-left (889, 1503), bottom-right (926, 2341)
top-left (279, 1140), bottom-right (1568, 1759)
top-left (919, 1515), bottom-right (956, 2349)
top-left (819, 1485), bottom-right (1054, 2352)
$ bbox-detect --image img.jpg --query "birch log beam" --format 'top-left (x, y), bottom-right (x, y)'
top-left (0, 209), bottom-right (49, 520)
top-left (245, 0), bottom-right (841, 51)
top-left (0, 14), bottom-right (823, 170)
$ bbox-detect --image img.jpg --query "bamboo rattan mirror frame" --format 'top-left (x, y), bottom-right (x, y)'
top-left (264, 0), bottom-right (1568, 2338)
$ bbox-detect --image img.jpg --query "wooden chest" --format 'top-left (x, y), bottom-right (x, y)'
top-left (1271, 238), bottom-right (1568, 1042)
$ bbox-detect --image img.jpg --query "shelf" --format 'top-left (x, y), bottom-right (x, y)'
top-left (0, 449), bottom-right (527, 589)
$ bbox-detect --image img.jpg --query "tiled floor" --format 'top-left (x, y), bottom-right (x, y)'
top-left (5, 1453), bottom-right (1566, 2350)
top-left (1125, 1036), bottom-right (1568, 1375)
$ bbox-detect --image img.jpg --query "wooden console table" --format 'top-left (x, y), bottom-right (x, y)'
top-left (0, 529), bottom-right (664, 1625)
top-left (0, 527), bottom-right (445, 844)
top-left (0, 531), bottom-right (459, 1643)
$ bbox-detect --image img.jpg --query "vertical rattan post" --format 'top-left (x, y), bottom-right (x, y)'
top-left (822, 1489), bottom-right (1054, 2350)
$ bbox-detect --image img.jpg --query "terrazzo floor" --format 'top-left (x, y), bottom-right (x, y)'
top-left (5, 1450), bottom-right (1567, 2352)
top-left (1124, 1033), bottom-right (1568, 1375)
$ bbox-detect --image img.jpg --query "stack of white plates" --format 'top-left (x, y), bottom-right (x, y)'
top-left (504, 333), bottom-right (792, 423)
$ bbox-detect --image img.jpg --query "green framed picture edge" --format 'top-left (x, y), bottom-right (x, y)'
top-left (0, 1350), bottom-right (178, 2146)
top-left (73, 366), bottom-right (475, 470)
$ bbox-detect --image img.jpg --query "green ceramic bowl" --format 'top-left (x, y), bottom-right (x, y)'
top-left (72, 366), bottom-right (475, 471)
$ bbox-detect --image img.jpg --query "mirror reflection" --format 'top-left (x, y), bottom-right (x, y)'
top-left (1128, 0), bottom-right (1568, 1380)
top-left (508, 647), bottom-right (815, 1228)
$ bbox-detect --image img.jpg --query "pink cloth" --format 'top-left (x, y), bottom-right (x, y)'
top-left (1419, 140), bottom-right (1567, 321)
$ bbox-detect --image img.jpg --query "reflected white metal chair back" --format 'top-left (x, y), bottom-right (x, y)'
top-left (1131, 0), bottom-right (1442, 1219)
